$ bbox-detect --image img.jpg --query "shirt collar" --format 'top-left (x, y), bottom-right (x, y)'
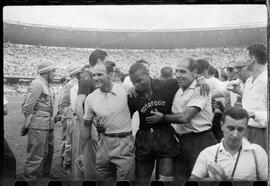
top-left (257, 68), bottom-right (267, 82)
top-left (181, 79), bottom-right (197, 92)
top-left (99, 82), bottom-right (117, 96)
top-left (219, 137), bottom-right (253, 153)
top-left (37, 75), bottom-right (49, 86)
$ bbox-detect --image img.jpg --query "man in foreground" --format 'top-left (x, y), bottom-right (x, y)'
top-left (76, 62), bottom-right (135, 182)
top-left (190, 107), bottom-right (268, 181)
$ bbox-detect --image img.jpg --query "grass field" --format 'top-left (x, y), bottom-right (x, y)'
top-left (4, 95), bottom-right (140, 182)
top-left (4, 95), bottom-right (71, 181)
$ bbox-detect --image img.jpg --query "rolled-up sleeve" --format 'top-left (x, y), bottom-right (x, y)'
top-left (22, 81), bottom-right (42, 117)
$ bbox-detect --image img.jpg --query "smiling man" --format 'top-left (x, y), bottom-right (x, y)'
top-left (75, 62), bottom-right (135, 182)
top-left (147, 58), bottom-right (217, 181)
top-left (190, 107), bottom-right (268, 181)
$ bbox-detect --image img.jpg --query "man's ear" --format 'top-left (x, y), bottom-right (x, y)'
top-left (220, 121), bottom-right (224, 131)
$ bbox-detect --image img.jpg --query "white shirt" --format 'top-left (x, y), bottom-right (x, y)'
top-left (84, 83), bottom-right (132, 134)
top-left (242, 69), bottom-right (267, 128)
top-left (172, 80), bottom-right (213, 134)
top-left (192, 138), bottom-right (268, 180)
top-left (205, 76), bottom-right (228, 98)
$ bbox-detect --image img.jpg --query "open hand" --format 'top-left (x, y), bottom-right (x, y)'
top-left (145, 109), bottom-right (164, 124)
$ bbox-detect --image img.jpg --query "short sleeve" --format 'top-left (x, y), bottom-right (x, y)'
top-left (77, 76), bottom-right (95, 96)
top-left (187, 88), bottom-right (211, 110)
top-left (252, 144), bottom-right (268, 180)
top-left (191, 149), bottom-right (209, 179)
top-left (83, 94), bottom-right (95, 121)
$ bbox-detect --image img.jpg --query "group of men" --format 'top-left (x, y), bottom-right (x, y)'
top-left (18, 43), bottom-right (268, 183)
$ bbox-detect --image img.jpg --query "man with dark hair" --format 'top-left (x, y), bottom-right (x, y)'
top-left (190, 107), bottom-right (268, 181)
top-left (147, 58), bottom-right (217, 181)
top-left (230, 43), bottom-right (267, 151)
top-left (196, 59), bottom-right (210, 78)
top-left (128, 61), bottom-right (180, 184)
top-left (76, 62), bottom-right (135, 183)
top-left (74, 49), bottom-right (107, 180)
top-left (160, 66), bottom-right (173, 80)
top-left (89, 49), bottom-right (108, 67)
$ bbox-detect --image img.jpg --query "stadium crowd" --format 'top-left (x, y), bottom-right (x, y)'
top-left (3, 43), bottom-right (268, 184)
top-left (4, 43), bottom-right (247, 80)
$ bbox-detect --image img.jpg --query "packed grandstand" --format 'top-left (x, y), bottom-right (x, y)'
top-left (3, 20), bottom-right (267, 96)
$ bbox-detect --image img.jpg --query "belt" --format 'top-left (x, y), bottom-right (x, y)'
top-left (104, 131), bottom-right (132, 138)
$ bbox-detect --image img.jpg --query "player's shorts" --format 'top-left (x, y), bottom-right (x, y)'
top-left (135, 125), bottom-right (180, 162)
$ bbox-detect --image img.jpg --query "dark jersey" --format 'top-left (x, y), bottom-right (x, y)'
top-left (77, 73), bottom-right (95, 112)
top-left (128, 78), bottom-right (179, 129)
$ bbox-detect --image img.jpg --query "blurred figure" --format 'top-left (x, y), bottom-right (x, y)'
top-left (57, 66), bottom-right (82, 174)
top-left (22, 60), bottom-right (57, 180)
top-left (3, 96), bottom-right (17, 179)
top-left (160, 66), bottom-right (173, 80)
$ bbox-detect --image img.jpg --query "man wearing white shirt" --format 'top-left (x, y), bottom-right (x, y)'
top-left (190, 107), bottom-right (268, 181)
top-left (75, 62), bottom-right (135, 182)
top-left (241, 44), bottom-right (267, 151)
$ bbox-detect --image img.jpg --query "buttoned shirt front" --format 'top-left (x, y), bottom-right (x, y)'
top-left (191, 138), bottom-right (268, 180)
top-left (172, 80), bottom-right (213, 135)
top-left (84, 82), bottom-right (132, 134)
top-left (242, 68), bottom-right (267, 128)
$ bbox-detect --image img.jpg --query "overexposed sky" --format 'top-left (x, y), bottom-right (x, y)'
top-left (3, 5), bottom-right (267, 30)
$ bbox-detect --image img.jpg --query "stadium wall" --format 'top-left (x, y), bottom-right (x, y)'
top-left (3, 22), bottom-right (267, 49)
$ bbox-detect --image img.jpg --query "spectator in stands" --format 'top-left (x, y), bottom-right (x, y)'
top-left (160, 66), bottom-right (173, 80)
top-left (190, 107), bottom-right (268, 181)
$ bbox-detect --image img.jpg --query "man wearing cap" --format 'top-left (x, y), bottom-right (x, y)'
top-left (22, 59), bottom-right (57, 180)
top-left (57, 66), bottom-right (81, 174)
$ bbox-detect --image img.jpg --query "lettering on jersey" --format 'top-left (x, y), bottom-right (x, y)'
top-left (140, 100), bottom-right (166, 113)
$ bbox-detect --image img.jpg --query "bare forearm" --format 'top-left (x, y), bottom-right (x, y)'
top-left (75, 101), bottom-right (84, 125)
top-left (78, 120), bottom-right (92, 154)
top-left (164, 113), bottom-right (189, 124)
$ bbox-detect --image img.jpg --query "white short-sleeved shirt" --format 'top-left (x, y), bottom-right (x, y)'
top-left (84, 83), bottom-right (132, 134)
top-left (172, 80), bottom-right (213, 134)
top-left (191, 138), bottom-right (268, 180)
top-left (242, 68), bottom-right (267, 128)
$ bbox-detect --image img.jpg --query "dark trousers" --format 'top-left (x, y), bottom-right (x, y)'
top-left (3, 138), bottom-right (16, 178)
top-left (174, 129), bottom-right (217, 181)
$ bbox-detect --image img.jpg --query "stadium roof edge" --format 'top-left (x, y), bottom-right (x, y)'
top-left (3, 20), bottom-right (267, 32)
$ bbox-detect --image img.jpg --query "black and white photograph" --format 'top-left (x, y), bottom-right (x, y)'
top-left (3, 5), bottom-right (268, 185)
